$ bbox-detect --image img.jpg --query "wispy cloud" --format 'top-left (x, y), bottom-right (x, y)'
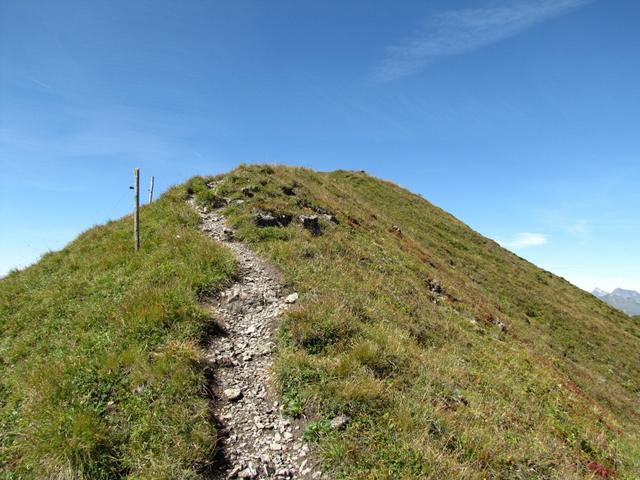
top-left (500, 232), bottom-right (549, 249)
top-left (373, 0), bottom-right (589, 82)
top-left (28, 77), bottom-right (53, 89)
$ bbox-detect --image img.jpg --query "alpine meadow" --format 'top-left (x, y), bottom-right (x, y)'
top-left (1, 164), bottom-right (638, 479)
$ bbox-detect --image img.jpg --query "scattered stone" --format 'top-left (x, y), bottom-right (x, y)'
top-left (427, 279), bottom-right (444, 294)
top-left (299, 215), bottom-right (322, 235)
top-left (262, 463), bottom-right (275, 476)
top-left (263, 289), bottom-right (277, 303)
top-left (330, 414), bottom-right (350, 430)
top-left (227, 466), bottom-right (240, 478)
top-left (227, 286), bottom-right (242, 303)
top-left (254, 211), bottom-right (293, 228)
top-left (224, 388), bottom-right (243, 402)
top-left (495, 318), bottom-right (508, 332)
top-left (285, 293), bottom-right (299, 304)
top-left (238, 465), bottom-right (257, 479)
top-left (188, 188), bottom-right (322, 479)
top-left (254, 212), bottom-right (278, 227)
top-left (476, 313), bottom-right (509, 332)
top-left (322, 213), bottom-right (339, 224)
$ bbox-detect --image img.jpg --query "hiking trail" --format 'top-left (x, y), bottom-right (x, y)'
top-left (191, 192), bottom-right (324, 480)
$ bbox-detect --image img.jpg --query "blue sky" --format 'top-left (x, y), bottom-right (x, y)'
top-left (1, 0), bottom-right (638, 292)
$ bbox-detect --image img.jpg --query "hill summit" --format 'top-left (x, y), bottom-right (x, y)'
top-left (1, 164), bottom-right (638, 479)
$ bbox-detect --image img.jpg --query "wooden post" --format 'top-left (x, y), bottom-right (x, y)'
top-left (148, 176), bottom-right (155, 203)
top-left (133, 168), bottom-right (140, 251)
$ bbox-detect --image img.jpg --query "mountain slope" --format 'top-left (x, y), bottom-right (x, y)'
top-left (593, 288), bottom-right (640, 316)
top-left (199, 165), bottom-right (639, 479)
top-left (0, 187), bottom-right (236, 478)
top-left (1, 164), bottom-right (638, 479)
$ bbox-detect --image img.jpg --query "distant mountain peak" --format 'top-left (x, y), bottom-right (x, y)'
top-left (592, 288), bottom-right (608, 298)
top-left (594, 287), bottom-right (640, 316)
top-left (611, 288), bottom-right (640, 299)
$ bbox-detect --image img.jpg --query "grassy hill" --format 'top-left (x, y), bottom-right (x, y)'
top-left (0, 187), bottom-right (235, 478)
top-left (1, 164), bottom-right (639, 479)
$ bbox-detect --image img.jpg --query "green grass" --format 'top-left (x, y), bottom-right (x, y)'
top-left (0, 184), bottom-right (235, 479)
top-left (2, 165), bottom-right (639, 479)
top-left (193, 165), bottom-right (639, 479)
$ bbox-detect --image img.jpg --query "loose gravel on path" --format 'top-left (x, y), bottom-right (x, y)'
top-left (191, 197), bottom-right (325, 480)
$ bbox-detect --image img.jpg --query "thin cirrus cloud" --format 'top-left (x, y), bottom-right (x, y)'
top-left (500, 232), bottom-right (549, 249)
top-left (373, 0), bottom-right (590, 82)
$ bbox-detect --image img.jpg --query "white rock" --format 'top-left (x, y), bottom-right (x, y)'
top-left (238, 465), bottom-right (257, 479)
top-left (285, 293), bottom-right (299, 304)
top-left (224, 388), bottom-right (243, 401)
top-left (263, 289), bottom-right (278, 303)
top-left (330, 413), bottom-right (350, 430)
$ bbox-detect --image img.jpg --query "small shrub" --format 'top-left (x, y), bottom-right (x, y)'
top-left (303, 420), bottom-right (331, 442)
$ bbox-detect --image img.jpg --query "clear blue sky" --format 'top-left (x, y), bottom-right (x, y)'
top-left (1, 0), bottom-right (638, 292)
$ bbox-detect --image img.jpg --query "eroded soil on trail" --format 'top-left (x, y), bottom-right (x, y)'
top-left (192, 198), bottom-right (324, 480)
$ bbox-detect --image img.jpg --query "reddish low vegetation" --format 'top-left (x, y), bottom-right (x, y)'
top-left (587, 461), bottom-right (616, 478)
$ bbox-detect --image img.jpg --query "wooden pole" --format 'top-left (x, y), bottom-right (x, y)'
top-left (134, 168), bottom-right (140, 251)
top-left (148, 176), bottom-right (155, 203)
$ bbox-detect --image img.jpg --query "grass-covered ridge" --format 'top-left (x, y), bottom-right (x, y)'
top-left (2, 165), bottom-right (638, 479)
top-left (194, 165), bottom-right (639, 479)
top-left (0, 185), bottom-right (235, 478)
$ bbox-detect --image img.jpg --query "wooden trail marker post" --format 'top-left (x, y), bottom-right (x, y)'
top-left (148, 176), bottom-right (155, 203)
top-left (133, 168), bottom-right (140, 251)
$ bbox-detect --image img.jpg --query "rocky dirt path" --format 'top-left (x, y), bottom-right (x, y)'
top-left (191, 198), bottom-right (324, 480)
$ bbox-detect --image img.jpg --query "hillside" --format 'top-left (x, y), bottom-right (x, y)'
top-left (2, 164), bottom-right (639, 479)
top-left (0, 187), bottom-right (236, 478)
